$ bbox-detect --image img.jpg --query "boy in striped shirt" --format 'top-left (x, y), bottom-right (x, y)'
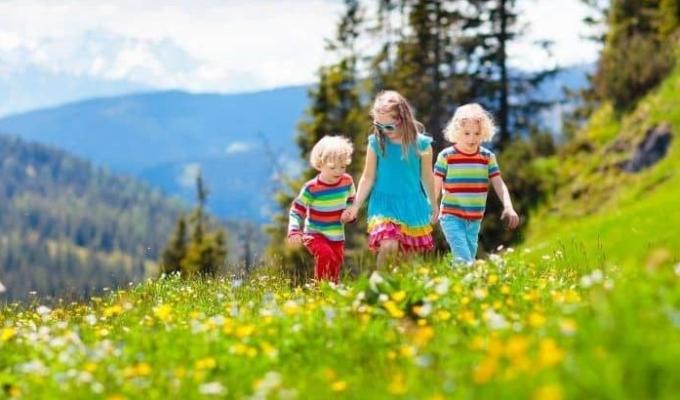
top-left (433, 104), bottom-right (520, 265)
top-left (288, 136), bottom-right (356, 282)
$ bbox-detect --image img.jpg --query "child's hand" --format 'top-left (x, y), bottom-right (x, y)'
top-left (501, 207), bottom-right (520, 229)
top-left (341, 206), bottom-right (358, 223)
top-left (287, 234), bottom-right (303, 247)
top-left (430, 205), bottom-right (440, 225)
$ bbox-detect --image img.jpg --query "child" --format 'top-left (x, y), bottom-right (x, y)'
top-left (288, 135), bottom-right (356, 283)
top-left (342, 90), bottom-right (437, 267)
top-left (433, 103), bottom-right (520, 265)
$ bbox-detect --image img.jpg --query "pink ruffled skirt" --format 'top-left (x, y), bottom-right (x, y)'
top-left (368, 221), bottom-right (434, 253)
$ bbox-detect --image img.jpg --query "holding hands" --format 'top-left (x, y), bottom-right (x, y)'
top-left (430, 204), bottom-right (440, 225)
top-left (341, 205), bottom-right (359, 224)
top-left (287, 233), bottom-right (303, 247)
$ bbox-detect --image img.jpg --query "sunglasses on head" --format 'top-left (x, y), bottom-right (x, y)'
top-left (373, 121), bottom-right (399, 132)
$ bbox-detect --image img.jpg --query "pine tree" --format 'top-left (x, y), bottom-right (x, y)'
top-left (160, 216), bottom-right (187, 275)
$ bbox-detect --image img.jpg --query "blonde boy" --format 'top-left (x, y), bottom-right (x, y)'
top-left (433, 103), bottom-right (520, 265)
top-left (288, 136), bottom-right (356, 282)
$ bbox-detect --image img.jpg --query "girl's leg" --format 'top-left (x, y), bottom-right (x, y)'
top-left (440, 215), bottom-right (473, 265)
top-left (376, 239), bottom-right (400, 268)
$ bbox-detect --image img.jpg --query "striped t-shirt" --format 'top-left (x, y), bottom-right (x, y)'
top-left (288, 173), bottom-right (356, 242)
top-left (434, 145), bottom-right (500, 220)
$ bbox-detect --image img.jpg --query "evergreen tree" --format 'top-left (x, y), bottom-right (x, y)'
top-left (160, 216), bottom-right (187, 275)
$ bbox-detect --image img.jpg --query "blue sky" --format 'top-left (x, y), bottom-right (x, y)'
top-left (0, 0), bottom-right (602, 115)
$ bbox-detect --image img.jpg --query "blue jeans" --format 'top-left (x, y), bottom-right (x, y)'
top-left (440, 215), bottom-right (481, 265)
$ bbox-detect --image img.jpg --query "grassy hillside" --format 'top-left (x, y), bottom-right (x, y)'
top-left (524, 64), bottom-right (680, 269)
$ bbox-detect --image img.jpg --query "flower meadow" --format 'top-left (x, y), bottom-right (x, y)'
top-left (1, 247), bottom-right (679, 399)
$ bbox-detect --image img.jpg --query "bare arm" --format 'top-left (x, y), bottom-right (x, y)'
top-left (433, 175), bottom-right (443, 207)
top-left (420, 148), bottom-right (438, 224)
top-left (341, 146), bottom-right (376, 222)
top-left (432, 175), bottom-right (443, 223)
top-left (490, 175), bottom-right (520, 229)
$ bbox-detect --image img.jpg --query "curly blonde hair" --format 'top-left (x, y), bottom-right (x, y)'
top-left (309, 135), bottom-right (354, 170)
top-left (443, 103), bottom-right (496, 143)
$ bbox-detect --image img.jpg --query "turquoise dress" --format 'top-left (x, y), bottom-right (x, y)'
top-left (366, 133), bottom-right (434, 250)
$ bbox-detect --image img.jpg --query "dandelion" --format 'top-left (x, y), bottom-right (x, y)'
top-left (388, 373), bottom-right (407, 395)
top-left (103, 304), bottom-right (123, 317)
top-left (412, 326), bottom-right (435, 347)
top-left (538, 338), bottom-right (565, 368)
top-left (331, 380), bottom-right (347, 392)
top-left (383, 301), bottom-right (405, 319)
top-left (436, 310), bottom-right (451, 322)
top-left (528, 312), bottom-right (546, 328)
top-left (195, 357), bottom-right (217, 370)
top-left (472, 356), bottom-right (497, 384)
top-left (487, 274), bottom-right (499, 285)
top-left (123, 362), bottom-right (151, 378)
top-left (1, 327), bottom-right (17, 342)
top-left (533, 384), bottom-right (563, 400)
top-left (391, 291), bottom-right (406, 302)
top-left (153, 304), bottom-right (173, 323)
top-left (505, 335), bottom-right (529, 360)
top-left (235, 324), bottom-right (256, 339)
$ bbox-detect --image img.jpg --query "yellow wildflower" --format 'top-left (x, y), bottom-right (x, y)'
top-left (1, 327), bottom-right (17, 342)
top-left (391, 291), bottom-right (406, 302)
top-left (195, 357), bottom-right (217, 370)
top-left (331, 380), bottom-right (347, 392)
top-left (436, 310), bottom-right (451, 322)
top-left (472, 356), bottom-right (497, 384)
top-left (533, 384), bottom-right (563, 400)
top-left (528, 312), bottom-right (546, 328)
top-left (538, 338), bottom-right (565, 368)
top-left (235, 324), bottom-right (256, 339)
top-left (153, 304), bottom-right (173, 323)
top-left (412, 326), bottom-right (435, 347)
top-left (388, 373), bottom-right (407, 395)
top-left (103, 304), bottom-right (123, 317)
top-left (383, 301), bottom-right (404, 319)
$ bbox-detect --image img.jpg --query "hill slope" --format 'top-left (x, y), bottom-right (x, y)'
top-left (524, 64), bottom-right (680, 268)
top-left (0, 136), bottom-right (185, 301)
top-left (0, 86), bottom-right (309, 222)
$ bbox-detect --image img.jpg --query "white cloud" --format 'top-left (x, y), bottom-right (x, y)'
top-left (0, 0), bottom-right (599, 94)
top-left (225, 142), bottom-right (251, 154)
top-left (177, 163), bottom-right (201, 189)
top-left (0, 0), bottom-right (343, 92)
top-left (510, 0), bottom-right (602, 70)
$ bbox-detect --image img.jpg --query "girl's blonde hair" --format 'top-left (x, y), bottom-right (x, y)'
top-left (309, 135), bottom-right (354, 170)
top-left (370, 90), bottom-right (425, 156)
top-left (443, 103), bottom-right (496, 143)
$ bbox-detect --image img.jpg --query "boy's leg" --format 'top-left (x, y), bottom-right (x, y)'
top-left (329, 241), bottom-right (345, 283)
top-left (304, 235), bottom-right (339, 281)
top-left (465, 219), bottom-right (482, 262)
top-left (440, 215), bottom-right (473, 265)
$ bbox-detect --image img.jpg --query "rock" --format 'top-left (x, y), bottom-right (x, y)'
top-left (622, 123), bottom-right (673, 172)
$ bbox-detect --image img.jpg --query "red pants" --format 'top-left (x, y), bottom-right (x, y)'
top-left (303, 234), bottom-right (344, 283)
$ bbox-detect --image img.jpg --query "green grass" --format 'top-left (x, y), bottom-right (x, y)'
top-left (525, 63), bottom-right (680, 269)
top-left (1, 249), bottom-right (679, 399)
